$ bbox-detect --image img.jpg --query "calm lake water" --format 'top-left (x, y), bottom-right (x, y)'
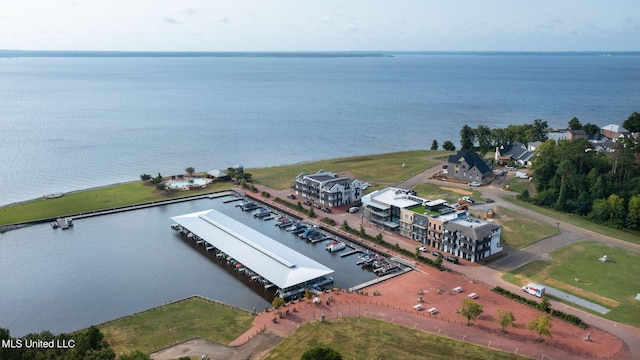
top-left (1, 52), bottom-right (639, 337)
top-left (0, 196), bottom-right (378, 337)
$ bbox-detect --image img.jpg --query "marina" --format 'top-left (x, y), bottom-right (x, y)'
top-left (171, 208), bottom-right (336, 300)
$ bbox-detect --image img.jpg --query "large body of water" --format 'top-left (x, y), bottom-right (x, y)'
top-left (1, 52), bottom-right (639, 206)
top-left (1, 52), bottom-right (639, 337)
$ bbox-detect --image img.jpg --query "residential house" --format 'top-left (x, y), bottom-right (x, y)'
top-left (601, 124), bottom-right (630, 140)
top-left (293, 170), bottom-right (362, 207)
top-left (447, 151), bottom-right (493, 183)
top-left (495, 141), bottom-right (535, 167)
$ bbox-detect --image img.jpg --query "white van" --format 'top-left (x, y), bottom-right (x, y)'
top-left (522, 283), bottom-right (546, 297)
top-left (348, 206), bottom-right (360, 213)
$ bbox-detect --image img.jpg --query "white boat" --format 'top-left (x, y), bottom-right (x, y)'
top-left (326, 241), bottom-right (346, 252)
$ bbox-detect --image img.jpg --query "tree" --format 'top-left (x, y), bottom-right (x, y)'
top-left (583, 123), bottom-right (600, 135)
top-left (431, 139), bottom-right (439, 150)
top-left (433, 255), bottom-right (442, 267)
top-left (527, 313), bottom-right (553, 341)
top-left (568, 117), bottom-right (582, 130)
top-left (537, 296), bottom-right (551, 312)
top-left (185, 167), bottom-right (195, 177)
top-left (622, 111), bottom-right (640, 132)
top-left (495, 310), bottom-right (516, 333)
top-left (140, 173), bottom-right (151, 181)
top-left (475, 125), bottom-right (492, 155)
top-left (414, 246), bottom-right (421, 260)
top-left (627, 194), bottom-right (640, 230)
top-left (442, 140), bottom-right (456, 151)
top-left (460, 124), bottom-right (475, 151)
top-left (272, 296), bottom-right (284, 309)
top-left (460, 298), bottom-right (483, 326)
top-left (301, 346), bottom-right (343, 360)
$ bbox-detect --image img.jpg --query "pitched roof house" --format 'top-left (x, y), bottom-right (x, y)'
top-left (447, 151), bottom-right (492, 183)
top-left (494, 142), bottom-right (535, 167)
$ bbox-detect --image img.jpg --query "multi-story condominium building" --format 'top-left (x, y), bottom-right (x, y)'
top-left (362, 187), bottom-right (502, 262)
top-left (293, 170), bottom-right (362, 207)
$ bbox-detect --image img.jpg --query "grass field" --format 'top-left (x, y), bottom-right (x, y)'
top-left (0, 180), bottom-right (233, 226)
top-left (265, 317), bottom-right (525, 360)
top-left (501, 196), bottom-right (640, 245)
top-left (503, 241), bottom-right (640, 327)
top-left (98, 296), bottom-right (254, 356)
top-left (250, 150), bottom-right (442, 190)
top-left (493, 206), bottom-right (559, 248)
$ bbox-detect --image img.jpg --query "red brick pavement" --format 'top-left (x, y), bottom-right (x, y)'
top-left (231, 269), bottom-right (627, 359)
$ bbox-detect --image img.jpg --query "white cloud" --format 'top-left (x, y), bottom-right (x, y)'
top-left (177, 7), bottom-right (197, 16)
top-left (161, 17), bottom-right (178, 25)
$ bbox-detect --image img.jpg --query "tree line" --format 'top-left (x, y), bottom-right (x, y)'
top-left (452, 113), bottom-right (640, 231)
top-left (0, 326), bottom-right (151, 360)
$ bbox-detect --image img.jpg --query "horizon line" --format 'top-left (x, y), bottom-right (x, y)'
top-left (1, 49), bottom-right (639, 58)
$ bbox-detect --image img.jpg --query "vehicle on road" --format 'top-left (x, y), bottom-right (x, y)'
top-left (445, 256), bottom-right (459, 264)
top-left (321, 207), bottom-right (332, 213)
top-left (286, 194), bottom-right (296, 199)
top-left (469, 181), bottom-right (480, 187)
top-left (522, 283), bottom-right (546, 297)
top-left (485, 198), bottom-right (495, 203)
top-left (432, 251), bottom-right (443, 257)
top-left (418, 246), bottom-right (427, 252)
top-left (462, 196), bottom-right (474, 204)
top-left (303, 200), bottom-right (312, 206)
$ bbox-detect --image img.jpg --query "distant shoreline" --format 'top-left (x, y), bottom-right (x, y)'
top-left (1, 50), bottom-right (639, 58)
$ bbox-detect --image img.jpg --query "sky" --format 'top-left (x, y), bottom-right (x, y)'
top-left (0, 0), bottom-right (638, 51)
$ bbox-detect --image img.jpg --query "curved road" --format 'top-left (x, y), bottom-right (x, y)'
top-left (391, 156), bottom-right (640, 357)
top-left (257, 155), bottom-right (640, 357)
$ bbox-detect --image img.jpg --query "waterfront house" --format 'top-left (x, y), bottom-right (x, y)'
top-left (293, 170), bottom-right (362, 207)
top-left (494, 141), bottom-right (534, 167)
top-left (446, 151), bottom-right (492, 184)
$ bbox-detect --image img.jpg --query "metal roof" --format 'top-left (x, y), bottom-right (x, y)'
top-left (171, 209), bottom-right (334, 290)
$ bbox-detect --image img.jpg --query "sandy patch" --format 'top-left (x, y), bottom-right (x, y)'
top-left (440, 186), bottom-right (473, 196)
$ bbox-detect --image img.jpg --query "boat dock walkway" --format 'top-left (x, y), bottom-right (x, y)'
top-left (348, 267), bottom-right (413, 292)
top-left (69, 191), bottom-right (235, 221)
top-left (340, 247), bottom-right (363, 257)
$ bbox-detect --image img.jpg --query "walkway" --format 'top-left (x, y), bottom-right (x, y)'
top-left (152, 269), bottom-right (627, 360)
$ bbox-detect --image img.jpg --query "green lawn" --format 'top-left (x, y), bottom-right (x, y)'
top-left (265, 317), bottom-right (525, 360)
top-left (494, 206), bottom-right (559, 248)
top-left (501, 196), bottom-right (640, 245)
top-left (99, 296), bottom-right (254, 356)
top-left (250, 150), bottom-right (442, 190)
top-left (0, 181), bottom-right (233, 226)
top-left (503, 241), bottom-right (640, 327)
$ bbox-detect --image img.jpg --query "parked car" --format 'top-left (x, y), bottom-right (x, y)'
top-left (313, 204), bottom-right (322, 209)
top-left (469, 181), bottom-right (480, 187)
top-left (431, 251), bottom-right (443, 257)
top-left (286, 194), bottom-right (296, 199)
top-left (418, 246), bottom-right (427, 252)
top-left (348, 206), bottom-right (360, 213)
top-left (303, 200), bottom-right (312, 206)
top-left (321, 207), bottom-right (332, 213)
top-left (485, 198), bottom-right (495, 203)
top-left (445, 256), bottom-right (459, 264)
top-left (462, 196), bottom-right (474, 204)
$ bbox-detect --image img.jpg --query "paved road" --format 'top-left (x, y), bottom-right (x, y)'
top-left (254, 156), bottom-right (640, 357)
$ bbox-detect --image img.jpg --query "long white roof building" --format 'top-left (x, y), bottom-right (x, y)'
top-left (171, 209), bottom-right (334, 291)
